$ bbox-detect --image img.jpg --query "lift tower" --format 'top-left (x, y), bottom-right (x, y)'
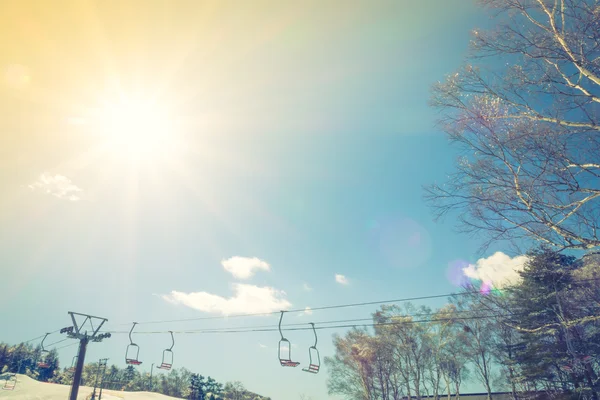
top-left (60, 311), bottom-right (111, 400)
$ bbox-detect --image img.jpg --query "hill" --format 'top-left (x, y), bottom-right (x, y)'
top-left (1, 373), bottom-right (183, 399)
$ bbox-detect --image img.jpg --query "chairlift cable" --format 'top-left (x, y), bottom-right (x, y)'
top-left (22, 329), bottom-right (61, 344)
top-left (104, 312), bottom-right (514, 335)
top-left (117, 289), bottom-right (484, 326)
top-left (101, 308), bottom-right (495, 335)
top-left (25, 277), bottom-right (600, 344)
top-left (45, 338), bottom-right (69, 348)
top-left (115, 276), bottom-right (600, 326)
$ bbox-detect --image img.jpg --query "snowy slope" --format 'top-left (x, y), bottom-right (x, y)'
top-left (0, 374), bottom-right (182, 400)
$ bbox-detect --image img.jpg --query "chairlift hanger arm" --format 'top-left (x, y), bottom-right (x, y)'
top-left (278, 311), bottom-right (286, 340)
top-left (40, 333), bottom-right (50, 351)
top-left (168, 331), bottom-right (174, 351)
top-left (129, 322), bottom-right (138, 344)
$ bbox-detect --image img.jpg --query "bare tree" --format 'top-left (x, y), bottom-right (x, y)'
top-left (325, 329), bottom-right (378, 400)
top-left (426, 0), bottom-right (600, 251)
top-left (452, 295), bottom-right (496, 400)
top-left (428, 305), bottom-right (462, 400)
top-left (374, 304), bottom-right (436, 400)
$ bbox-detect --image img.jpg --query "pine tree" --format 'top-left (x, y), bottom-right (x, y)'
top-left (189, 373), bottom-right (200, 400)
top-left (205, 376), bottom-right (223, 399)
top-left (509, 248), bottom-right (599, 398)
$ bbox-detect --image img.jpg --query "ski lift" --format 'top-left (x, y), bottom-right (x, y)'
top-left (2, 374), bottom-right (17, 391)
top-left (302, 323), bottom-right (321, 374)
top-left (156, 331), bottom-right (175, 370)
top-left (37, 333), bottom-right (50, 369)
top-left (278, 311), bottom-right (300, 367)
top-left (68, 355), bottom-right (78, 373)
top-left (125, 322), bottom-right (143, 365)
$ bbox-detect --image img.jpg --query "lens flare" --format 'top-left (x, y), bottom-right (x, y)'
top-left (367, 215), bottom-right (432, 269)
top-left (446, 259), bottom-right (471, 287)
top-left (480, 281), bottom-right (492, 295)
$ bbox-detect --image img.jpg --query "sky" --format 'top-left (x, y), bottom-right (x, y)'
top-left (0, 1), bottom-right (526, 399)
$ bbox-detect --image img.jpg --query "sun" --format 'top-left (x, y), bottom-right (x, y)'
top-left (85, 96), bottom-right (182, 162)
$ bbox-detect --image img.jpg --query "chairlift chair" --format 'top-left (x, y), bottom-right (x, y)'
top-left (156, 331), bottom-right (175, 370)
top-left (68, 355), bottom-right (78, 373)
top-left (2, 374), bottom-right (17, 391)
top-left (278, 311), bottom-right (300, 367)
top-left (302, 323), bottom-right (321, 374)
top-left (37, 333), bottom-right (51, 369)
top-left (125, 322), bottom-right (143, 365)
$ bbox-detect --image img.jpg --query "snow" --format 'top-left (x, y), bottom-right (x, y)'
top-left (0, 374), bottom-right (182, 399)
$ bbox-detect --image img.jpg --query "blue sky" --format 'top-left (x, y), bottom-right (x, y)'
top-left (0, 1), bottom-right (510, 398)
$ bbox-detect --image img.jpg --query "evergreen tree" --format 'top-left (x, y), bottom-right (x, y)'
top-left (509, 248), bottom-right (599, 399)
top-left (189, 373), bottom-right (201, 400)
top-left (205, 376), bottom-right (224, 399)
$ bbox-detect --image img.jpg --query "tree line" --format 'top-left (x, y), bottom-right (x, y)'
top-left (326, 249), bottom-right (600, 400)
top-left (0, 344), bottom-right (270, 400)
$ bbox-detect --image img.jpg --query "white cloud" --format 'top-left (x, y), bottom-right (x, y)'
top-left (299, 307), bottom-right (313, 317)
top-left (335, 274), bottom-right (349, 285)
top-left (28, 173), bottom-right (82, 201)
top-left (258, 343), bottom-right (268, 349)
top-left (302, 283), bottom-right (313, 292)
top-left (162, 283), bottom-right (291, 316)
top-left (221, 256), bottom-right (270, 279)
top-left (463, 252), bottom-right (529, 288)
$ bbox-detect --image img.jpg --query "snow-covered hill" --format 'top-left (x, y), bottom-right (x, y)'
top-left (0, 374), bottom-right (182, 400)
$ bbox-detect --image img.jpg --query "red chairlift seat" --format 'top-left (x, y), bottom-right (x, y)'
top-left (303, 363), bottom-right (320, 374)
top-left (126, 358), bottom-right (142, 366)
top-left (280, 358), bottom-right (300, 367)
top-left (157, 362), bottom-right (172, 370)
top-left (37, 361), bottom-right (50, 369)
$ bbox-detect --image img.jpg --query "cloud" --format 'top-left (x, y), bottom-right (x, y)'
top-left (302, 283), bottom-right (313, 292)
top-left (221, 256), bottom-right (270, 279)
top-left (299, 307), bottom-right (313, 317)
top-left (335, 274), bottom-right (349, 285)
top-left (258, 343), bottom-right (268, 349)
top-left (29, 173), bottom-right (82, 201)
top-left (463, 252), bottom-right (529, 288)
top-left (162, 283), bottom-right (291, 316)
